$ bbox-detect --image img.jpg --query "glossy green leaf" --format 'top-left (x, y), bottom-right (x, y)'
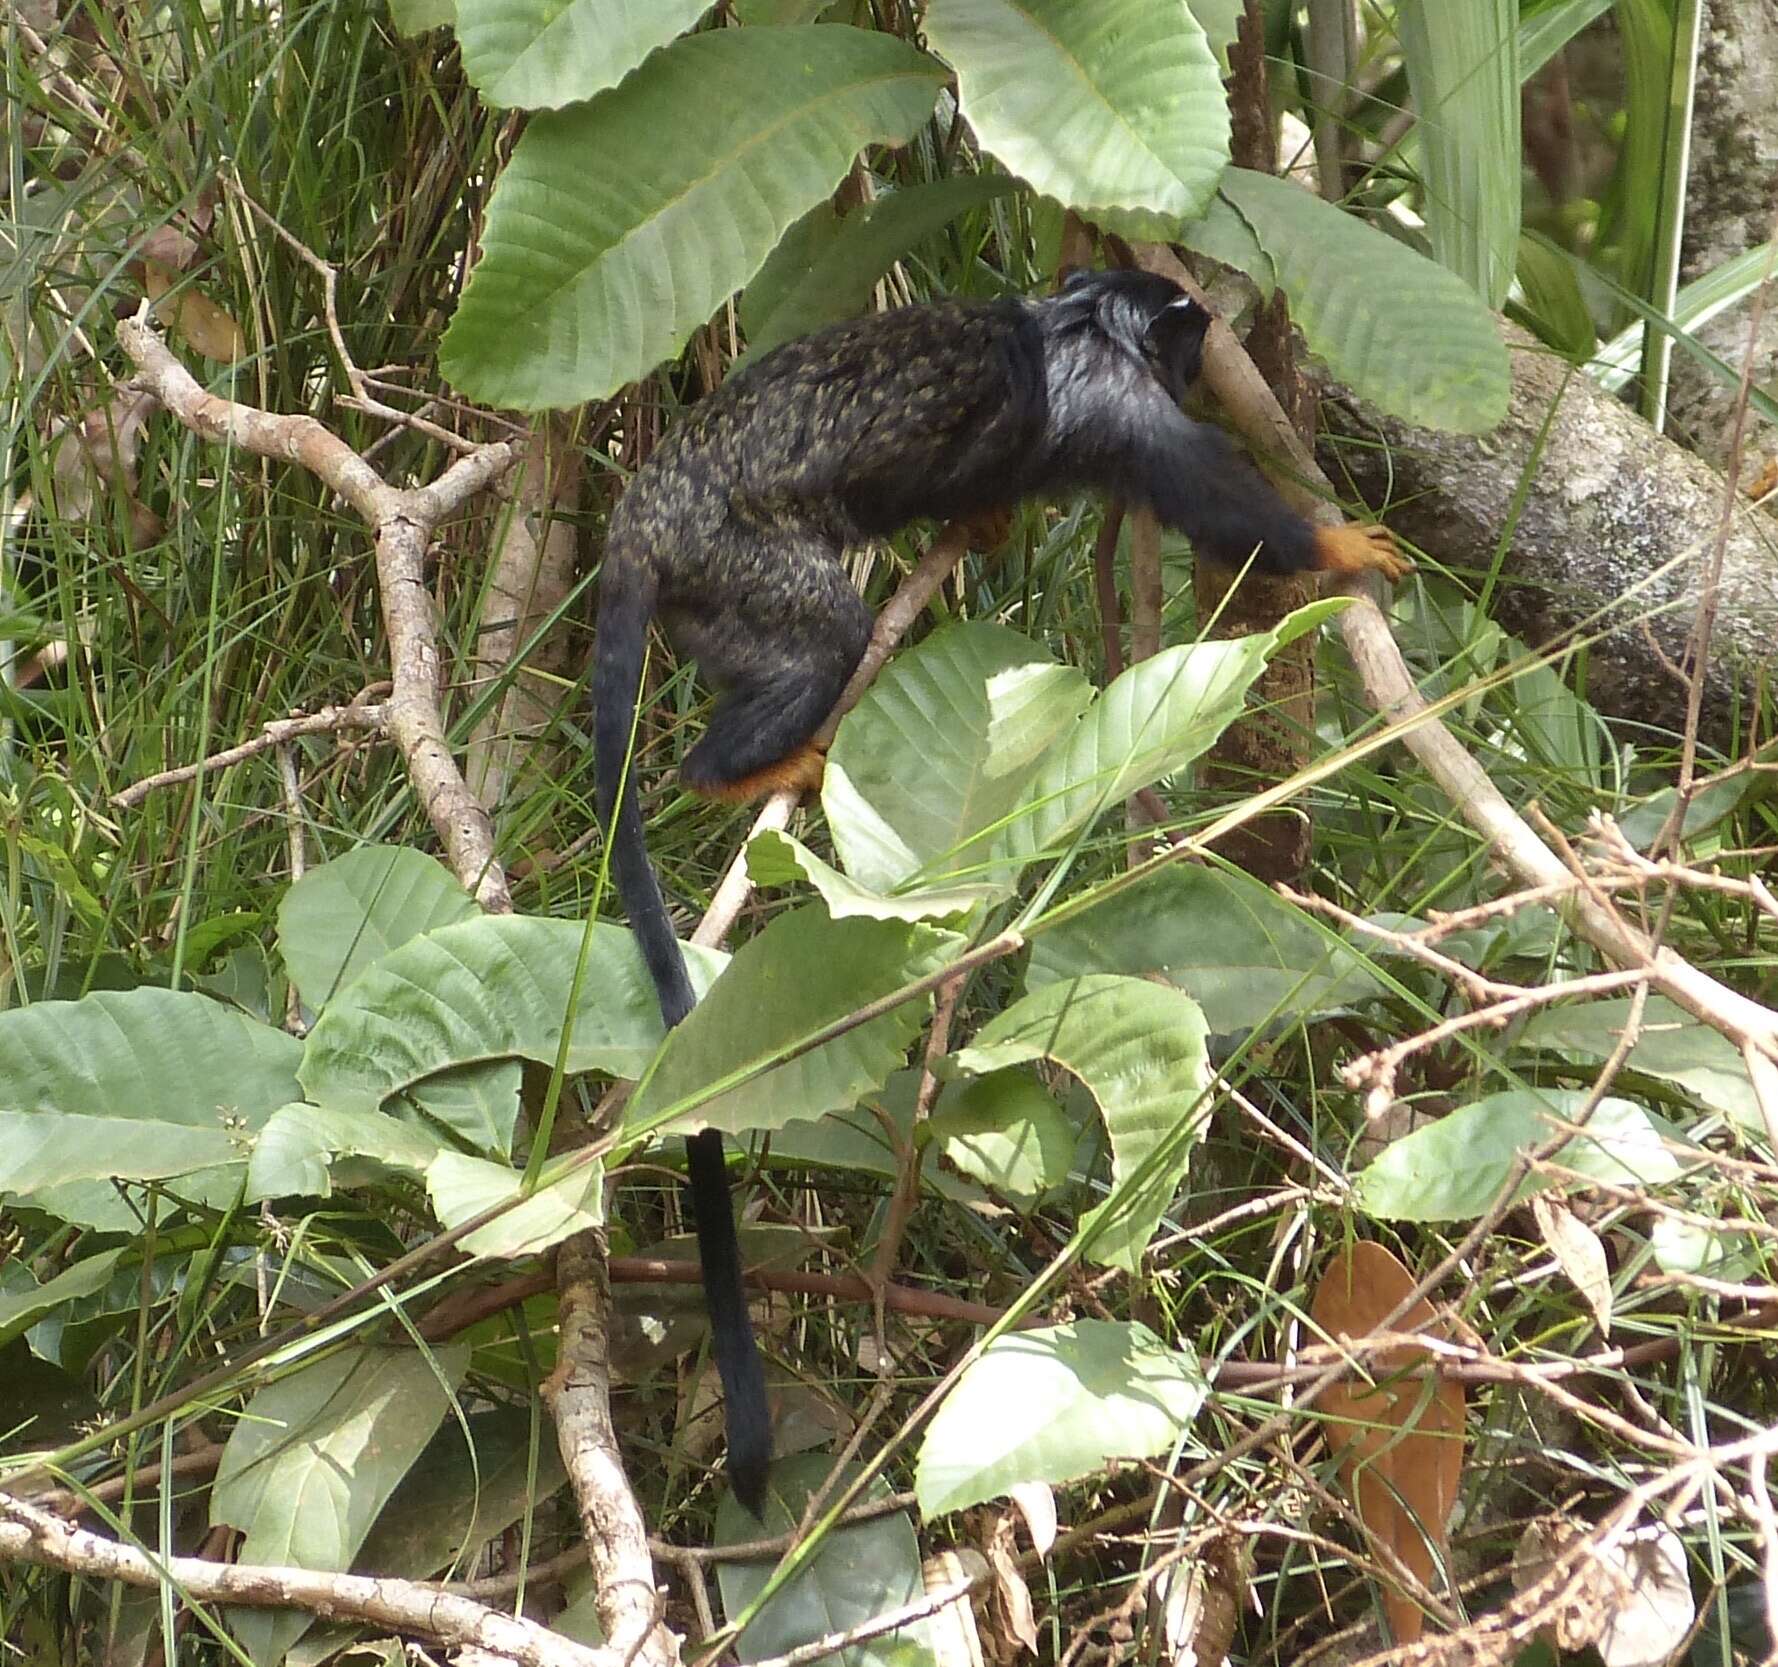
top-left (299, 916), bottom-right (726, 1118)
top-left (917, 1320), bottom-right (1207, 1514)
top-left (441, 28), bottom-right (945, 407)
top-left (455, 0), bottom-right (712, 109)
top-left (926, 0), bottom-right (1229, 240)
top-left (826, 623), bottom-right (1091, 892)
top-left (927, 1069), bottom-right (1077, 1200)
top-left (990, 604), bottom-right (1346, 871)
top-left (747, 828), bottom-right (999, 922)
top-left (246, 1104), bottom-right (445, 1202)
top-left (953, 974), bottom-right (1211, 1270)
top-left (1219, 168), bottom-right (1511, 431)
top-left (625, 907), bottom-right (960, 1138)
top-left (0, 1250), bottom-right (126, 1350)
top-left (278, 844), bottom-right (476, 1012)
top-left (427, 1151), bottom-right (604, 1258)
top-left (1355, 1091), bottom-right (1683, 1221)
top-left (1028, 866), bottom-right (1383, 1033)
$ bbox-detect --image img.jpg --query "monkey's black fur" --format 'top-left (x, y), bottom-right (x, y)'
top-left (593, 269), bottom-right (1403, 1515)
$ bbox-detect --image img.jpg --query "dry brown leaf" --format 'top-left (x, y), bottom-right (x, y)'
top-left (1155, 1534), bottom-right (1246, 1667)
top-left (1532, 1195), bottom-right (1613, 1335)
top-left (1511, 1514), bottom-right (1693, 1665)
top-left (1310, 1240), bottom-right (1467, 1645)
top-left (985, 1514), bottom-right (1038, 1656)
top-left (924, 1548), bottom-right (989, 1667)
top-left (142, 258), bottom-right (246, 364)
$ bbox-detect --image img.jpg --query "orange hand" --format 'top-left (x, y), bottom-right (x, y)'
top-left (1313, 523), bottom-right (1413, 582)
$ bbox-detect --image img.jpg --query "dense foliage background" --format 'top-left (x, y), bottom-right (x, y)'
top-left (3, 3), bottom-right (1775, 1666)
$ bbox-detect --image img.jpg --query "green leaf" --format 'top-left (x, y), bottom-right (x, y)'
top-left (1354, 1091), bottom-right (1683, 1222)
top-left (1218, 168), bottom-right (1511, 432)
top-left (626, 907), bottom-right (960, 1138)
top-left (0, 988), bottom-right (302, 1126)
top-left (278, 845), bottom-right (477, 1011)
top-left (455, 0), bottom-right (713, 109)
top-left (916, 1320), bottom-right (1207, 1515)
top-left (1519, 0), bottom-right (1612, 81)
top-left (826, 623), bottom-right (1091, 893)
top-left (354, 1407), bottom-right (567, 1579)
top-left (0, 1111), bottom-right (244, 1197)
top-left (298, 916), bottom-right (726, 1118)
top-left (925, 0), bottom-right (1229, 240)
top-left (747, 829), bottom-right (999, 922)
top-left (246, 1104), bottom-right (445, 1202)
top-left (1028, 866), bottom-right (1383, 1033)
top-left (440, 27), bottom-right (945, 408)
top-left (1511, 230), bottom-right (1597, 360)
top-left (1395, 0), bottom-right (1520, 307)
top-left (0, 1249), bottom-right (126, 1350)
top-left (741, 174), bottom-right (1020, 357)
top-left (1179, 193), bottom-right (1274, 295)
top-left (1518, 996), bottom-right (1764, 1133)
top-left (991, 607), bottom-right (1345, 871)
top-left (212, 1343), bottom-right (470, 1665)
top-left (406, 1059), bottom-right (524, 1155)
top-left (952, 975), bottom-right (1211, 1270)
top-left (714, 1455), bottom-right (926, 1666)
top-left (427, 1151), bottom-right (605, 1258)
top-left (927, 1069), bottom-right (1077, 1200)
top-left (763, 1072), bottom-right (991, 1204)
top-left (391, 0), bottom-right (456, 31)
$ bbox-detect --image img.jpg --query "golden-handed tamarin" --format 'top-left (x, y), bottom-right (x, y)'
top-left (593, 268), bottom-right (1406, 1513)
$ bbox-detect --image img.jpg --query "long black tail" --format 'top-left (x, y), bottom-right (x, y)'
top-left (592, 559), bottom-right (772, 1516)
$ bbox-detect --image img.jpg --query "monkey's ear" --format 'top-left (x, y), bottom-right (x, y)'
top-left (1057, 265), bottom-right (1095, 293)
top-left (1141, 295), bottom-right (1213, 397)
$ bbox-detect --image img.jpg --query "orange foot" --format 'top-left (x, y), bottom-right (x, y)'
top-left (1313, 522), bottom-right (1413, 582)
top-left (689, 740), bottom-right (827, 804)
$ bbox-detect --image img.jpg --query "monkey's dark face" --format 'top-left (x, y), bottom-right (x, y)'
top-left (1139, 296), bottom-right (1212, 404)
top-left (1052, 269), bottom-right (1209, 406)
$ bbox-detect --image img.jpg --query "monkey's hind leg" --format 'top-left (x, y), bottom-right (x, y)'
top-left (677, 568), bottom-right (873, 804)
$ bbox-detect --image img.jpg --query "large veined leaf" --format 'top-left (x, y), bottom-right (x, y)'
top-left (624, 907), bottom-right (960, 1139)
top-left (426, 1151), bottom-right (605, 1258)
top-left (0, 987), bottom-right (301, 1124)
top-left (1395, 0), bottom-right (1520, 307)
top-left (1028, 866), bottom-right (1385, 1033)
top-left (246, 1104), bottom-right (446, 1202)
top-left (277, 844), bottom-right (477, 1012)
top-left (741, 174), bottom-right (1020, 358)
top-left (925, 0), bottom-right (1229, 240)
top-left (1218, 168), bottom-right (1510, 432)
top-left (990, 603), bottom-right (1346, 870)
top-left (747, 829), bottom-right (1000, 922)
top-left (1355, 1092), bottom-right (1683, 1221)
top-left (212, 1344), bottom-right (470, 1665)
top-left (916, 1321), bottom-right (1207, 1514)
top-left (454, 0), bottom-right (713, 110)
top-left (826, 623), bottom-right (1092, 893)
top-left (0, 1249), bottom-right (127, 1350)
top-left (440, 28), bottom-right (945, 408)
top-left (0, 1111), bottom-right (244, 1197)
top-left (714, 1456), bottom-right (927, 1665)
top-left (299, 916), bottom-right (727, 1119)
top-left (951, 974), bottom-right (1211, 1270)
top-left (1518, 996), bottom-right (1763, 1131)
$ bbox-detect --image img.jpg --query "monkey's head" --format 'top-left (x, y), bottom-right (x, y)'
top-left (1052, 269), bottom-right (1212, 404)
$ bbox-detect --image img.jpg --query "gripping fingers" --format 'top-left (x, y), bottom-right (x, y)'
top-left (1313, 522), bottom-right (1413, 583)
